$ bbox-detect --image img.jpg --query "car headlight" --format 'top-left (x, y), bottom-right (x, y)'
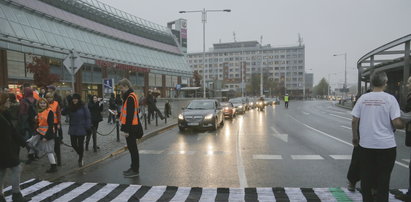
top-left (224, 107), bottom-right (229, 110)
top-left (178, 114), bottom-right (184, 120)
top-left (204, 114), bottom-right (213, 119)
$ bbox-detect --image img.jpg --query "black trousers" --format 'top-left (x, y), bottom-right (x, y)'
top-left (86, 122), bottom-right (99, 149)
top-left (70, 136), bottom-right (85, 161)
top-left (126, 136), bottom-right (139, 172)
top-left (285, 101), bottom-right (289, 108)
top-left (347, 146), bottom-right (361, 184)
top-left (359, 146), bottom-right (396, 202)
top-left (53, 124), bottom-right (62, 165)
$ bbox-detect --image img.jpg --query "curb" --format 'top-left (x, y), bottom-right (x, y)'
top-left (335, 103), bottom-right (352, 110)
top-left (48, 122), bottom-right (178, 181)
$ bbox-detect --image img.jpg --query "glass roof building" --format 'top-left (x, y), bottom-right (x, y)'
top-left (0, 0), bottom-right (191, 97)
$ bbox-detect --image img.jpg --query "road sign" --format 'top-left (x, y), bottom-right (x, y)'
top-left (63, 50), bottom-right (84, 75)
top-left (103, 78), bottom-right (114, 94)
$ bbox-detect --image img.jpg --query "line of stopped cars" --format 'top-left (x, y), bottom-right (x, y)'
top-left (178, 97), bottom-right (280, 132)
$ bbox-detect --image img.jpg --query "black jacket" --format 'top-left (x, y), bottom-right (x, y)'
top-left (88, 101), bottom-right (103, 124)
top-left (120, 89), bottom-right (142, 139)
top-left (0, 111), bottom-right (26, 169)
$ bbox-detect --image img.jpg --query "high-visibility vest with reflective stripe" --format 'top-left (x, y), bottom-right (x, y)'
top-left (36, 108), bottom-right (51, 136)
top-left (33, 91), bottom-right (40, 100)
top-left (49, 101), bottom-right (59, 124)
top-left (120, 92), bottom-right (139, 125)
top-left (284, 96), bottom-right (289, 102)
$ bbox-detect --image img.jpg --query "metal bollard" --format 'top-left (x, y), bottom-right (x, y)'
top-left (155, 112), bottom-right (158, 126)
top-left (116, 119), bottom-right (120, 142)
top-left (144, 113), bottom-right (147, 130)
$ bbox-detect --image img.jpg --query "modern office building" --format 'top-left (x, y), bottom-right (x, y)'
top-left (187, 41), bottom-right (306, 97)
top-left (0, 0), bottom-right (191, 98)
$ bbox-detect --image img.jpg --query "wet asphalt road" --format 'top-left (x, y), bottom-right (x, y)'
top-left (59, 100), bottom-right (409, 189)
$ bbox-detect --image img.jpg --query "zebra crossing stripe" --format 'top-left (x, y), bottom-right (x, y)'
top-left (157, 186), bottom-right (179, 201)
top-left (4, 179), bottom-right (409, 201)
top-left (198, 188), bottom-right (217, 202)
top-left (273, 187), bottom-right (289, 201)
top-left (111, 184), bottom-right (141, 201)
top-left (97, 184), bottom-right (129, 201)
top-left (82, 183), bottom-right (119, 202)
top-left (54, 183), bottom-right (96, 201)
top-left (168, 187), bottom-right (191, 201)
top-left (3, 178), bottom-right (40, 196)
top-left (30, 182), bottom-right (74, 201)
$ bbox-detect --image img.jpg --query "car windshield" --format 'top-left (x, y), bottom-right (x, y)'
top-left (187, 101), bottom-right (215, 109)
top-left (229, 99), bottom-right (242, 104)
top-left (221, 102), bottom-right (232, 107)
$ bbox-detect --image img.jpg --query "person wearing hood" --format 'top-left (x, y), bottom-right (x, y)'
top-left (0, 92), bottom-right (30, 202)
top-left (61, 93), bottom-right (92, 167)
top-left (18, 87), bottom-right (37, 141)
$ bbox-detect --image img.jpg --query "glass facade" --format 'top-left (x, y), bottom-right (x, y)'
top-left (0, 1), bottom-right (191, 76)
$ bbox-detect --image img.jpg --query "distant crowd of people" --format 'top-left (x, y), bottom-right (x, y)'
top-left (0, 78), bottom-right (171, 201)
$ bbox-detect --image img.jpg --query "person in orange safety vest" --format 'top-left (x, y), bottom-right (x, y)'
top-left (46, 93), bottom-right (62, 166)
top-left (26, 98), bottom-right (57, 173)
top-left (118, 78), bottom-right (142, 178)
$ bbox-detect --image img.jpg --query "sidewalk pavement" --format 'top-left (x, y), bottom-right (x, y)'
top-left (17, 114), bottom-right (177, 182)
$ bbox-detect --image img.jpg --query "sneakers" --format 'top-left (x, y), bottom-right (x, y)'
top-left (12, 192), bottom-right (30, 202)
top-left (123, 169), bottom-right (139, 178)
top-left (78, 160), bottom-right (84, 167)
top-left (395, 193), bottom-right (411, 202)
top-left (123, 168), bottom-right (133, 175)
top-left (347, 181), bottom-right (356, 192)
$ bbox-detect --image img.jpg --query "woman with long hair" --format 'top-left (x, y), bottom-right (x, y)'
top-left (86, 95), bottom-right (103, 152)
top-left (0, 92), bottom-right (29, 201)
top-left (62, 93), bottom-right (91, 167)
top-left (26, 98), bottom-right (57, 173)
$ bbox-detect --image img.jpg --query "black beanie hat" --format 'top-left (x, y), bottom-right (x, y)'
top-left (72, 93), bottom-right (81, 100)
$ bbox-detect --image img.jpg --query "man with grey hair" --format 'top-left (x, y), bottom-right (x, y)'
top-left (351, 71), bottom-right (404, 201)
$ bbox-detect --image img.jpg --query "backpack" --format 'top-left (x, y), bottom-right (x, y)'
top-left (23, 98), bottom-right (37, 130)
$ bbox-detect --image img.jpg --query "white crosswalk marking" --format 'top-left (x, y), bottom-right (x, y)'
top-left (291, 155), bottom-right (324, 160)
top-left (139, 150), bottom-right (164, 154)
top-left (403, 159), bottom-right (410, 163)
top-left (112, 184), bottom-right (141, 201)
top-left (4, 179), bottom-right (407, 201)
top-left (83, 183), bottom-right (119, 202)
top-left (5, 180), bottom-right (52, 201)
top-left (170, 187), bottom-right (191, 201)
top-left (3, 178), bottom-right (35, 193)
top-left (140, 185), bottom-right (167, 201)
top-left (228, 188), bottom-right (244, 201)
top-left (30, 182), bottom-right (74, 201)
top-left (168, 151), bottom-right (196, 155)
top-left (285, 187), bottom-right (306, 201)
top-left (55, 183), bottom-right (96, 201)
top-left (257, 187), bottom-right (276, 201)
top-left (253, 154), bottom-right (283, 160)
top-left (329, 155), bottom-right (352, 160)
top-left (199, 188), bottom-right (217, 202)
top-left (313, 188), bottom-right (337, 202)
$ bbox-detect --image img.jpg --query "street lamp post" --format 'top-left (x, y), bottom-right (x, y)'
top-left (333, 53), bottom-right (347, 98)
top-left (179, 9), bottom-right (231, 98)
top-left (303, 68), bottom-right (312, 100)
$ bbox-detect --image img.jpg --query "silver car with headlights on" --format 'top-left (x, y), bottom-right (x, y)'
top-left (178, 99), bottom-right (224, 131)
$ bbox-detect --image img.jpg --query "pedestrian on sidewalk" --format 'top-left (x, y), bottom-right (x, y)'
top-left (86, 95), bottom-right (103, 152)
top-left (395, 76), bottom-right (411, 202)
top-left (351, 72), bottom-right (404, 202)
top-left (108, 93), bottom-right (116, 124)
top-left (18, 87), bottom-right (38, 164)
top-left (118, 78), bottom-right (143, 178)
top-left (147, 90), bottom-right (164, 123)
top-left (0, 92), bottom-right (30, 202)
top-left (62, 90), bottom-right (72, 123)
top-left (46, 93), bottom-right (63, 166)
top-left (62, 93), bottom-right (92, 167)
top-left (164, 100), bottom-right (171, 118)
top-left (138, 92), bottom-right (146, 119)
top-left (115, 93), bottom-right (122, 115)
top-left (26, 98), bottom-right (57, 173)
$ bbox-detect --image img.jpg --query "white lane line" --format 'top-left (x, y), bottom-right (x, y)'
top-left (253, 155), bottom-right (283, 160)
top-left (236, 119), bottom-right (248, 188)
top-left (341, 125), bottom-right (351, 130)
top-left (403, 159), bottom-right (410, 163)
top-left (288, 115), bottom-right (409, 169)
top-left (303, 112), bottom-right (310, 115)
top-left (329, 113), bottom-right (351, 120)
top-left (329, 155), bottom-right (352, 160)
top-left (140, 150), bottom-right (164, 154)
top-left (168, 151), bottom-right (196, 155)
top-left (291, 155), bottom-right (324, 160)
top-left (270, 127), bottom-right (288, 143)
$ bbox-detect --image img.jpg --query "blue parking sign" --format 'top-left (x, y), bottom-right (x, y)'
top-left (103, 78), bottom-right (114, 93)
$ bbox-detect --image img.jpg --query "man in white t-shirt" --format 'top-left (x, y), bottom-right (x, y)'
top-left (351, 71), bottom-right (403, 201)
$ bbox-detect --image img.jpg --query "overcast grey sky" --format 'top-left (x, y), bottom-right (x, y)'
top-left (100, 0), bottom-right (410, 87)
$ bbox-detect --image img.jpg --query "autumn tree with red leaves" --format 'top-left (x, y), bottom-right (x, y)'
top-left (26, 56), bottom-right (60, 88)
